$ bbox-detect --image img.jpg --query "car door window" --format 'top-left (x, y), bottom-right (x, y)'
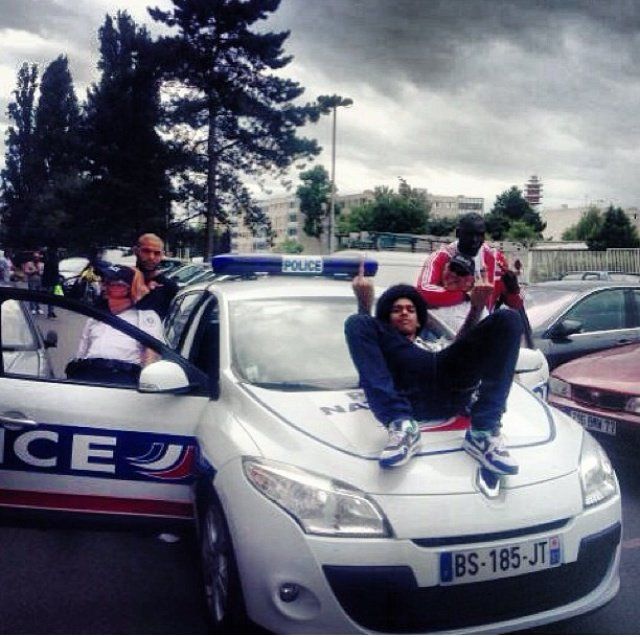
top-left (563, 289), bottom-right (626, 332)
top-left (0, 297), bottom-right (166, 388)
top-left (629, 289), bottom-right (640, 327)
top-left (164, 292), bottom-right (204, 349)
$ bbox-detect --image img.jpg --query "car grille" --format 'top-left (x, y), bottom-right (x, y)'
top-left (572, 384), bottom-right (628, 411)
top-left (323, 523), bottom-right (620, 633)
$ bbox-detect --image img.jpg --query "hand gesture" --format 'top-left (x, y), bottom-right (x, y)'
top-left (352, 256), bottom-right (374, 315)
top-left (469, 269), bottom-right (493, 309)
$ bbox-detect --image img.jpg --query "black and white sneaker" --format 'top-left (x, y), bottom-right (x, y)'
top-left (463, 430), bottom-right (519, 475)
top-left (379, 419), bottom-right (421, 468)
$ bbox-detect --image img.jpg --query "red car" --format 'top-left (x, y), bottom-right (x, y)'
top-left (548, 343), bottom-right (640, 447)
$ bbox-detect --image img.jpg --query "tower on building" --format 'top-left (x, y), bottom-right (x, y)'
top-left (524, 175), bottom-right (543, 207)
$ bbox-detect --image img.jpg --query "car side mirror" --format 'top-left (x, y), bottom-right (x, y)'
top-left (138, 360), bottom-right (192, 394)
top-left (44, 330), bottom-right (58, 348)
top-left (550, 319), bottom-right (582, 339)
top-left (515, 348), bottom-right (544, 373)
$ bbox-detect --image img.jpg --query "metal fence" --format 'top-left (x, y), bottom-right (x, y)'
top-left (527, 249), bottom-right (640, 282)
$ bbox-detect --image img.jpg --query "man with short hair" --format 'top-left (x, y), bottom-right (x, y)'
top-left (416, 213), bottom-right (522, 333)
top-left (345, 262), bottom-right (522, 473)
top-left (133, 233), bottom-right (178, 319)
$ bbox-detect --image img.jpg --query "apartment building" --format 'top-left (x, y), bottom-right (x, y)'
top-left (230, 188), bottom-right (484, 253)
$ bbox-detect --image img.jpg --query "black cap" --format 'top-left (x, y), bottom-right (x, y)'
top-left (448, 253), bottom-right (475, 277)
top-left (97, 263), bottom-right (135, 286)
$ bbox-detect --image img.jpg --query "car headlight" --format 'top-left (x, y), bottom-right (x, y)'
top-left (625, 396), bottom-right (640, 414)
top-left (579, 433), bottom-right (617, 507)
top-left (243, 457), bottom-right (391, 537)
top-left (548, 376), bottom-right (571, 398)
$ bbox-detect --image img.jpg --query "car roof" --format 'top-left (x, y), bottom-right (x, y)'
top-left (530, 280), bottom-right (640, 291)
top-left (183, 274), bottom-right (364, 302)
top-left (337, 249), bottom-right (426, 266)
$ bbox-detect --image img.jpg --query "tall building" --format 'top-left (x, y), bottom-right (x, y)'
top-left (426, 194), bottom-right (484, 218)
top-left (524, 175), bottom-right (543, 207)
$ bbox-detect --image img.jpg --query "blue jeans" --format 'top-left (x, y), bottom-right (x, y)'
top-left (344, 309), bottom-right (523, 432)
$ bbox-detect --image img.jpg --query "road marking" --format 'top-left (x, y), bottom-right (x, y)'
top-left (622, 537), bottom-right (640, 549)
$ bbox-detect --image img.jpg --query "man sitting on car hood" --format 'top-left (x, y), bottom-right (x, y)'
top-left (345, 261), bottom-right (522, 474)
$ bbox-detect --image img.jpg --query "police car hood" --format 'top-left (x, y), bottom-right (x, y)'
top-left (243, 383), bottom-right (581, 494)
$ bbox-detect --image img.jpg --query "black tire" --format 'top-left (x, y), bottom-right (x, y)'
top-left (199, 494), bottom-right (248, 632)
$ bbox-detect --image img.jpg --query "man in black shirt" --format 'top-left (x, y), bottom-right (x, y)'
top-left (133, 233), bottom-right (178, 319)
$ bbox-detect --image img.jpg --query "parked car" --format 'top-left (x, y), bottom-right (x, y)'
top-left (560, 270), bottom-right (640, 282)
top-left (0, 255), bottom-right (620, 633)
top-left (338, 249), bottom-right (550, 397)
top-left (58, 256), bottom-right (90, 283)
top-left (548, 342), bottom-right (640, 450)
top-left (523, 280), bottom-right (640, 370)
top-left (158, 257), bottom-right (187, 275)
top-left (167, 263), bottom-right (210, 288)
top-left (1, 298), bottom-right (56, 377)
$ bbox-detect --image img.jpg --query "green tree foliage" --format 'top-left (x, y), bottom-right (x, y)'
top-left (31, 55), bottom-right (84, 247)
top-left (275, 238), bottom-right (304, 254)
top-left (587, 206), bottom-right (640, 250)
top-left (0, 63), bottom-right (40, 248)
top-left (561, 206), bottom-right (603, 242)
top-left (149, 0), bottom-right (323, 257)
top-left (426, 216), bottom-right (457, 237)
top-left (485, 186), bottom-right (545, 240)
top-left (505, 220), bottom-right (539, 247)
top-left (296, 165), bottom-right (331, 237)
top-left (82, 12), bottom-right (172, 246)
top-left (339, 182), bottom-right (429, 235)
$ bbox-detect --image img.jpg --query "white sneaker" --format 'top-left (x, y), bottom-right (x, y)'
top-left (463, 430), bottom-right (519, 475)
top-left (379, 419), bottom-right (421, 468)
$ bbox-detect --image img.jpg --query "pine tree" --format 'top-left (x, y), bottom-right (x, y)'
top-left (588, 206), bottom-right (640, 250)
top-left (149, 0), bottom-right (323, 256)
top-left (0, 63), bottom-right (40, 248)
top-left (31, 55), bottom-right (84, 247)
top-left (82, 11), bottom-right (172, 246)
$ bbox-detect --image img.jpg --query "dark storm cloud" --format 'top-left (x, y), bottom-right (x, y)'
top-left (0, 0), bottom-right (77, 33)
top-left (267, 0), bottom-right (640, 205)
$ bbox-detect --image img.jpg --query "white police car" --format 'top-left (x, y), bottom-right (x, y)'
top-left (0, 256), bottom-right (620, 633)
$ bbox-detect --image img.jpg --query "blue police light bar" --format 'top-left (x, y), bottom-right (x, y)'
top-left (212, 254), bottom-right (378, 278)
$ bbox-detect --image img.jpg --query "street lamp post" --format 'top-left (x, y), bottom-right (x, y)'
top-left (318, 95), bottom-right (353, 254)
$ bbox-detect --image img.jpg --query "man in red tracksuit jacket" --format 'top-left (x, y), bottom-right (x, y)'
top-left (416, 213), bottom-right (522, 332)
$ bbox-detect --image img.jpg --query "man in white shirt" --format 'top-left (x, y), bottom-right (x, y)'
top-left (68, 264), bottom-right (164, 385)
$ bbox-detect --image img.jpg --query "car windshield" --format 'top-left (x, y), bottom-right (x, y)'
top-left (1, 300), bottom-right (38, 349)
top-left (229, 297), bottom-right (359, 390)
top-left (523, 287), bottom-right (581, 330)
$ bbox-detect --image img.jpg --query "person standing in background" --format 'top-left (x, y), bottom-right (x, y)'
top-left (42, 247), bottom-right (61, 318)
top-left (134, 233), bottom-right (178, 319)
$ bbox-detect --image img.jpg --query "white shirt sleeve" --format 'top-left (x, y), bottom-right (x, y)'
top-left (76, 319), bottom-right (94, 358)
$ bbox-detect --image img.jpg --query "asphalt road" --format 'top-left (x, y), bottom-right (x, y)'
top-left (0, 444), bottom-right (637, 634)
top-left (0, 311), bottom-right (638, 633)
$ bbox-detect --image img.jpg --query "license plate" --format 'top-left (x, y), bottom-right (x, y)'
top-left (570, 410), bottom-right (617, 436)
top-left (440, 535), bottom-right (562, 585)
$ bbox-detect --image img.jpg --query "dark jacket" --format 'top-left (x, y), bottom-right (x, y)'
top-left (136, 273), bottom-right (178, 319)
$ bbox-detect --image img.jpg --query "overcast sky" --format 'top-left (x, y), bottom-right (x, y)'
top-left (1, 0), bottom-right (639, 210)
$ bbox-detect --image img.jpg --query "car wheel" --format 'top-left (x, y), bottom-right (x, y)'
top-left (199, 496), bottom-right (247, 631)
